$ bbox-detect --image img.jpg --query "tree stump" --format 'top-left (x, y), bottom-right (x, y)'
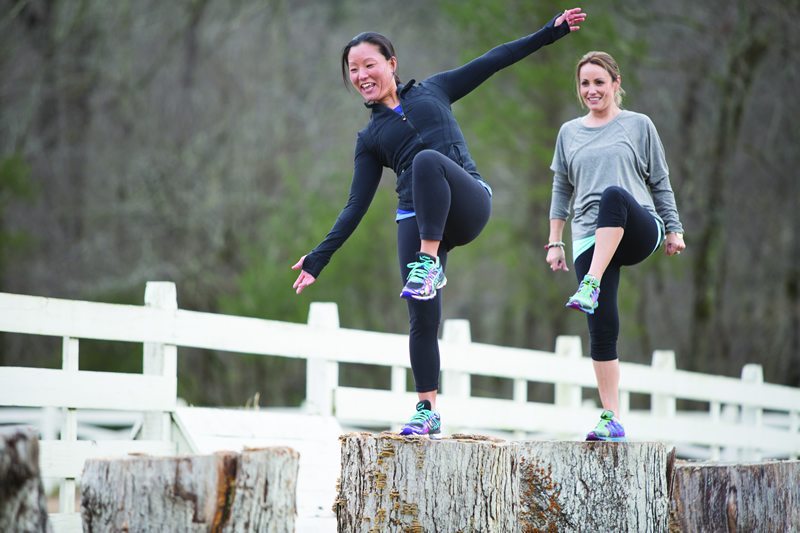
top-left (669, 460), bottom-right (800, 532)
top-left (516, 441), bottom-right (671, 531)
top-left (336, 433), bottom-right (673, 532)
top-left (81, 447), bottom-right (299, 533)
top-left (0, 426), bottom-right (52, 533)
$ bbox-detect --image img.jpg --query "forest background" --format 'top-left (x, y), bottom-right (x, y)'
top-left (1, 0), bottom-right (798, 408)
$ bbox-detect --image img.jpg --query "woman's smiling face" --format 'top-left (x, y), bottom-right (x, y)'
top-left (578, 62), bottom-right (620, 114)
top-left (348, 42), bottom-right (398, 106)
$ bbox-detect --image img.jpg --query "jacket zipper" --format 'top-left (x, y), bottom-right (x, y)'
top-left (397, 106), bottom-right (423, 144)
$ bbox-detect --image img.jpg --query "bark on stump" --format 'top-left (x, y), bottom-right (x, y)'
top-left (0, 426), bottom-right (52, 533)
top-left (81, 447), bottom-right (299, 533)
top-left (336, 433), bottom-right (672, 532)
top-left (669, 460), bottom-right (800, 532)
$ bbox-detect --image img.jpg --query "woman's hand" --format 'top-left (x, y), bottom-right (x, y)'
top-left (555, 7), bottom-right (586, 32)
top-left (546, 247), bottom-right (570, 272)
top-left (665, 232), bottom-right (686, 256)
top-left (291, 255), bottom-right (317, 294)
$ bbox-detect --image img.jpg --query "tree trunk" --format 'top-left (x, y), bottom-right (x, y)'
top-left (669, 460), bottom-right (800, 532)
top-left (336, 433), bottom-right (673, 532)
top-left (0, 427), bottom-right (52, 533)
top-left (81, 447), bottom-right (299, 533)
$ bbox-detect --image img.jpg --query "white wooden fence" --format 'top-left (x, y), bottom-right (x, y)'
top-left (1, 282), bottom-right (799, 531)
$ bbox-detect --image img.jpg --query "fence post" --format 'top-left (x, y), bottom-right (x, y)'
top-left (721, 403), bottom-right (740, 461)
top-left (709, 401), bottom-right (721, 460)
top-left (741, 364), bottom-right (764, 461)
top-left (142, 282), bottom-right (178, 441)
top-left (442, 319), bottom-right (471, 399)
top-left (553, 336), bottom-right (582, 439)
top-left (390, 366), bottom-right (407, 395)
top-left (651, 351), bottom-right (677, 418)
top-left (512, 377), bottom-right (528, 441)
top-left (59, 337), bottom-right (79, 514)
top-left (305, 302), bottom-right (340, 416)
top-left (442, 319), bottom-right (471, 434)
top-left (554, 336), bottom-right (582, 409)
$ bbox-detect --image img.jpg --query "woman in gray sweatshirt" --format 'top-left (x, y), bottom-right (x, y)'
top-left (546, 51), bottom-right (685, 441)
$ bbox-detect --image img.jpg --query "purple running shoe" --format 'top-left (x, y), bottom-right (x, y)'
top-left (399, 400), bottom-right (441, 437)
top-left (586, 410), bottom-right (627, 442)
top-left (566, 274), bottom-right (600, 314)
top-left (400, 252), bottom-right (447, 301)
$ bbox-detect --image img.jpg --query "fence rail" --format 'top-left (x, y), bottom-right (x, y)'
top-left (1, 282), bottom-right (799, 532)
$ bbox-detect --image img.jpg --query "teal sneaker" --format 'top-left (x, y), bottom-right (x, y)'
top-left (400, 252), bottom-right (447, 301)
top-left (585, 410), bottom-right (626, 442)
top-left (399, 400), bottom-right (441, 437)
top-left (566, 274), bottom-right (600, 314)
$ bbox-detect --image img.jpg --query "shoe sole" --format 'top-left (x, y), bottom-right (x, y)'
top-left (400, 277), bottom-right (447, 301)
top-left (586, 436), bottom-right (627, 442)
top-left (398, 429), bottom-right (442, 438)
top-left (566, 299), bottom-right (596, 314)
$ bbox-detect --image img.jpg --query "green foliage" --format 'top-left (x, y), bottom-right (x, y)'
top-left (209, 169), bottom-right (407, 407)
top-left (221, 173), bottom-right (404, 332)
top-left (0, 154), bottom-right (35, 275)
top-left (0, 155), bottom-right (34, 201)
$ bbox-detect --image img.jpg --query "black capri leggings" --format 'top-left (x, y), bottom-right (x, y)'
top-left (398, 149), bottom-right (491, 392)
top-left (574, 186), bottom-right (664, 362)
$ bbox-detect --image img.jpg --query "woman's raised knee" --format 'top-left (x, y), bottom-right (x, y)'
top-left (600, 185), bottom-right (627, 203)
top-left (412, 149), bottom-right (444, 171)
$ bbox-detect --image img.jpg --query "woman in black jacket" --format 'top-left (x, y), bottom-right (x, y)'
top-left (292, 8), bottom-right (586, 436)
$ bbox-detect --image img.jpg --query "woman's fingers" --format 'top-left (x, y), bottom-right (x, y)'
top-left (293, 271), bottom-right (317, 294)
top-left (561, 7), bottom-right (587, 31)
top-left (291, 255), bottom-right (306, 271)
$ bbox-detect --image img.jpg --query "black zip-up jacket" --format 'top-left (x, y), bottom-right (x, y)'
top-left (303, 14), bottom-right (569, 278)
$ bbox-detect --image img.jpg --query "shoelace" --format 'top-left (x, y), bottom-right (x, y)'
top-left (593, 413), bottom-right (619, 434)
top-left (405, 257), bottom-right (435, 284)
top-left (578, 279), bottom-right (599, 297)
top-left (594, 418), bottom-right (611, 431)
top-left (408, 409), bottom-right (434, 426)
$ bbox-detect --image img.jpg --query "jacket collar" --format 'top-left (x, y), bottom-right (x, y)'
top-left (363, 79), bottom-right (417, 110)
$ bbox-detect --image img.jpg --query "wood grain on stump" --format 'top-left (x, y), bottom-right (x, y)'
top-left (670, 460), bottom-right (800, 532)
top-left (0, 426), bottom-right (52, 533)
top-left (81, 447), bottom-right (299, 533)
top-left (336, 433), bottom-right (672, 532)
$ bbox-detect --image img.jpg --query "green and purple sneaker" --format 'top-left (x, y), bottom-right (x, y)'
top-left (585, 410), bottom-right (626, 442)
top-left (566, 274), bottom-right (601, 314)
top-left (399, 400), bottom-right (441, 437)
top-left (400, 252), bottom-right (447, 301)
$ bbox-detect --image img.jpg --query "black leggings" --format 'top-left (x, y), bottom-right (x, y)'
top-left (398, 149), bottom-right (491, 392)
top-left (574, 186), bottom-right (663, 361)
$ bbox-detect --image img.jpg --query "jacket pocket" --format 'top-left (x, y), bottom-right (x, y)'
top-left (447, 144), bottom-right (465, 166)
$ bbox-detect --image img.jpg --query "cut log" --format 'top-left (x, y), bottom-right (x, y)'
top-left (81, 447), bottom-right (299, 533)
top-left (336, 433), bottom-right (673, 532)
top-left (669, 460), bottom-right (800, 532)
top-left (0, 426), bottom-right (52, 533)
top-left (516, 440), bottom-right (671, 532)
